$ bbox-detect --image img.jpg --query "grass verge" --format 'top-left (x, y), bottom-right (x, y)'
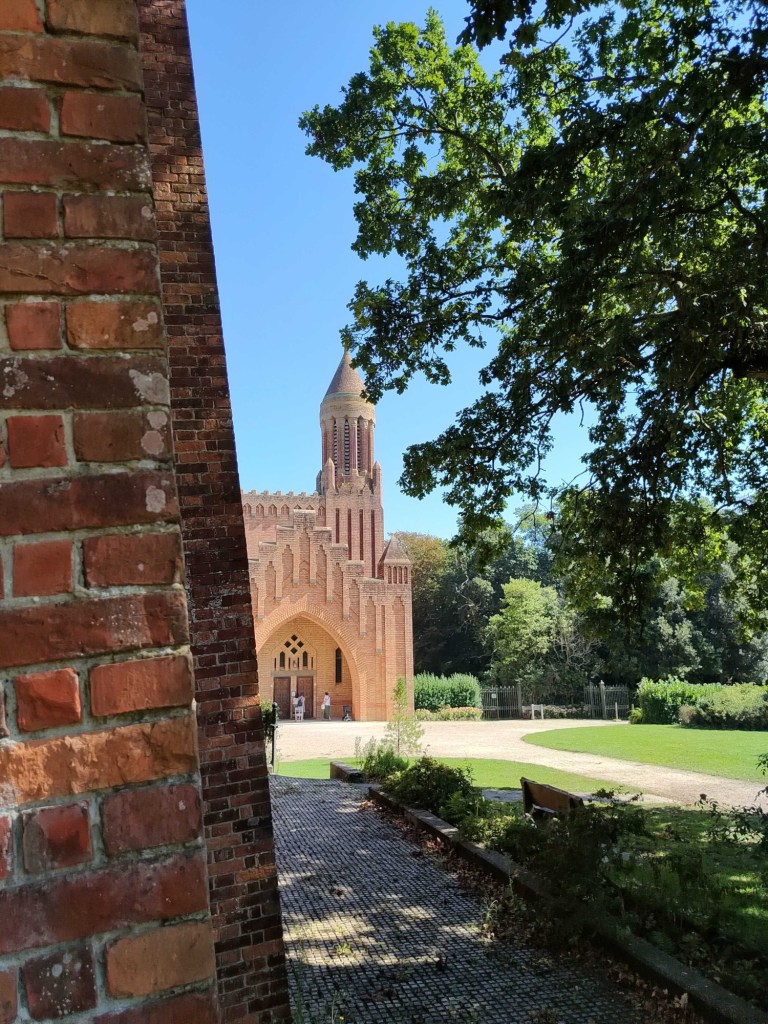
top-left (276, 756), bottom-right (634, 793)
top-left (524, 724), bottom-right (767, 781)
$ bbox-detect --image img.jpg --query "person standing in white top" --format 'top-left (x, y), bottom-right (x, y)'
top-left (322, 692), bottom-right (331, 720)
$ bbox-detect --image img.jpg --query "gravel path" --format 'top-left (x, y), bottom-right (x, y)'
top-left (274, 720), bottom-right (767, 808)
top-left (270, 776), bottom-right (646, 1024)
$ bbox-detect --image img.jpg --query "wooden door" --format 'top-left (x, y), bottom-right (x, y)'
top-left (296, 676), bottom-right (314, 719)
top-left (272, 677), bottom-right (292, 720)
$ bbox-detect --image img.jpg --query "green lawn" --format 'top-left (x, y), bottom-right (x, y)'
top-left (524, 724), bottom-right (768, 781)
top-left (276, 756), bottom-right (634, 794)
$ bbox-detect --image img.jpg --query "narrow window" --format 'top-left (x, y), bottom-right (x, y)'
top-left (335, 647), bottom-right (342, 683)
top-left (343, 420), bottom-right (350, 475)
top-left (371, 510), bottom-right (376, 576)
top-left (302, 651), bottom-right (308, 668)
top-left (279, 652), bottom-right (285, 668)
top-left (359, 510), bottom-right (364, 561)
top-left (347, 509), bottom-right (352, 560)
top-left (335, 508), bottom-right (340, 544)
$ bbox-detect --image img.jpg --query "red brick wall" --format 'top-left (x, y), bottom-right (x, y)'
top-left (0, 0), bottom-right (219, 1019)
top-left (136, 2), bottom-right (290, 1021)
top-left (0, 1), bottom-right (288, 1021)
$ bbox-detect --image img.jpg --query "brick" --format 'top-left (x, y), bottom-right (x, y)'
top-left (0, 242), bottom-right (157, 295)
top-left (106, 921), bottom-right (215, 998)
top-left (5, 301), bottom-right (61, 351)
top-left (0, 850), bottom-right (207, 955)
top-left (84, 531), bottom-right (182, 586)
top-left (66, 299), bottom-right (163, 349)
top-left (0, 0), bottom-right (43, 31)
top-left (0, 138), bottom-right (150, 190)
top-left (0, 716), bottom-right (197, 808)
top-left (13, 539), bottom-right (72, 597)
top-left (0, 470), bottom-right (178, 537)
top-left (0, 354), bottom-right (168, 410)
top-left (7, 415), bottom-right (67, 469)
top-left (101, 782), bottom-right (202, 855)
top-left (94, 991), bottom-right (218, 1024)
top-left (16, 667), bottom-right (82, 732)
top-left (64, 193), bottom-right (155, 240)
top-left (0, 817), bottom-right (11, 881)
top-left (0, 683), bottom-right (7, 738)
top-left (3, 192), bottom-right (58, 238)
top-left (0, 87), bottom-right (49, 132)
top-left (23, 945), bottom-right (96, 1019)
top-left (48, 0), bottom-right (139, 41)
top-left (23, 803), bottom-right (91, 873)
top-left (0, 969), bottom-right (17, 1024)
top-left (61, 91), bottom-right (145, 143)
top-left (0, 591), bottom-right (188, 670)
top-left (74, 410), bottom-right (173, 463)
top-left (0, 35), bottom-right (141, 91)
top-left (91, 654), bottom-right (193, 717)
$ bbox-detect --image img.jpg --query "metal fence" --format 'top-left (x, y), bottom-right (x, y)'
top-left (480, 684), bottom-right (522, 719)
top-left (584, 681), bottom-right (630, 720)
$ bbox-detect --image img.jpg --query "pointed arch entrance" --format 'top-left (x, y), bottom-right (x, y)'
top-left (258, 608), bottom-right (360, 721)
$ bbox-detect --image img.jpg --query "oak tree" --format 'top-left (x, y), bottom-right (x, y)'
top-left (302, 0), bottom-right (768, 625)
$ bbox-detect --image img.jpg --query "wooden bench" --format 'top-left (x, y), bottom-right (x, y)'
top-left (521, 777), bottom-right (584, 819)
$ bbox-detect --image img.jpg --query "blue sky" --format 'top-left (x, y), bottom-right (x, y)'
top-left (185, 1), bottom-right (593, 539)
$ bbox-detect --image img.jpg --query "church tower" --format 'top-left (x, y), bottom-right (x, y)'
top-left (241, 349), bottom-right (413, 721)
top-left (318, 350), bottom-right (385, 580)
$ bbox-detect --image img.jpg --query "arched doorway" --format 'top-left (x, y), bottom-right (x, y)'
top-left (257, 609), bottom-right (360, 720)
top-left (271, 630), bottom-right (317, 719)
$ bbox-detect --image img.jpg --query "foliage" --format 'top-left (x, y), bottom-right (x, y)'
top-left (414, 705), bottom-right (483, 720)
top-left (386, 756), bottom-right (475, 813)
top-left (487, 578), bottom-right (597, 702)
top-left (413, 672), bottom-right (481, 711)
top-left (634, 677), bottom-right (723, 724)
top-left (302, 0), bottom-right (768, 630)
top-left (400, 526), bottom-right (551, 676)
top-left (681, 683), bottom-right (768, 730)
top-left (385, 676), bottom-right (424, 757)
top-left (354, 736), bottom-right (408, 781)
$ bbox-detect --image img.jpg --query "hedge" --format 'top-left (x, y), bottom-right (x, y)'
top-left (414, 673), bottom-right (481, 712)
top-left (679, 684), bottom-right (768, 730)
top-left (634, 677), bottom-right (723, 724)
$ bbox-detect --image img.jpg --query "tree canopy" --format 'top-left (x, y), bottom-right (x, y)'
top-left (301, 0), bottom-right (768, 626)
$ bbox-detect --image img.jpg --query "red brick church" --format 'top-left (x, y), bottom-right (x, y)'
top-left (242, 352), bottom-right (414, 720)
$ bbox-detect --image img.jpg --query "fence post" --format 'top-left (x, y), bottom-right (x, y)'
top-left (599, 679), bottom-right (607, 720)
top-left (516, 681), bottom-right (522, 717)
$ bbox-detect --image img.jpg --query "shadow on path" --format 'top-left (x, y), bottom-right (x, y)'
top-left (270, 777), bottom-right (646, 1024)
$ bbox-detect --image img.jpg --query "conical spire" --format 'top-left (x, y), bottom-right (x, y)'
top-left (323, 349), bottom-right (365, 400)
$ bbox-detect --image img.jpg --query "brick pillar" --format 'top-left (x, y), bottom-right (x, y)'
top-left (136, 3), bottom-right (290, 1022)
top-left (0, 0), bottom-right (218, 1020)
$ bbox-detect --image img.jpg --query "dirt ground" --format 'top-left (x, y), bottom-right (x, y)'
top-left (273, 718), bottom-right (768, 808)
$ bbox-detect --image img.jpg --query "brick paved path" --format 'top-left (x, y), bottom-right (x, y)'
top-left (270, 777), bottom-right (644, 1024)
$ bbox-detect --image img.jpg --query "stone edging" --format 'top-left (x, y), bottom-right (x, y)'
top-left (367, 786), bottom-right (768, 1024)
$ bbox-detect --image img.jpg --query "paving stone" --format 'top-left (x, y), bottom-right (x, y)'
top-left (270, 777), bottom-right (643, 1024)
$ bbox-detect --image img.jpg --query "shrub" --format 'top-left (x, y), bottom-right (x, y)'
top-left (414, 673), bottom-right (481, 712)
top-left (628, 707), bottom-right (644, 725)
top-left (681, 684), bottom-right (768, 730)
top-left (415, 705), bottom-right (483, 721)
top-left (386, 756), bottom-right (474, 810)
top-left (355, 737), bottom-right (408, 781)
top-left (523, 704), bottom-right (586, 720)
top-left (635, 677), bottom-right (723, 724)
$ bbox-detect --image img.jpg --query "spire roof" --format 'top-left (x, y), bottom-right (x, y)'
top-left (381, 534), bottom-right (410, 563)
top-left (323, 349), bottom-right (366, 401)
